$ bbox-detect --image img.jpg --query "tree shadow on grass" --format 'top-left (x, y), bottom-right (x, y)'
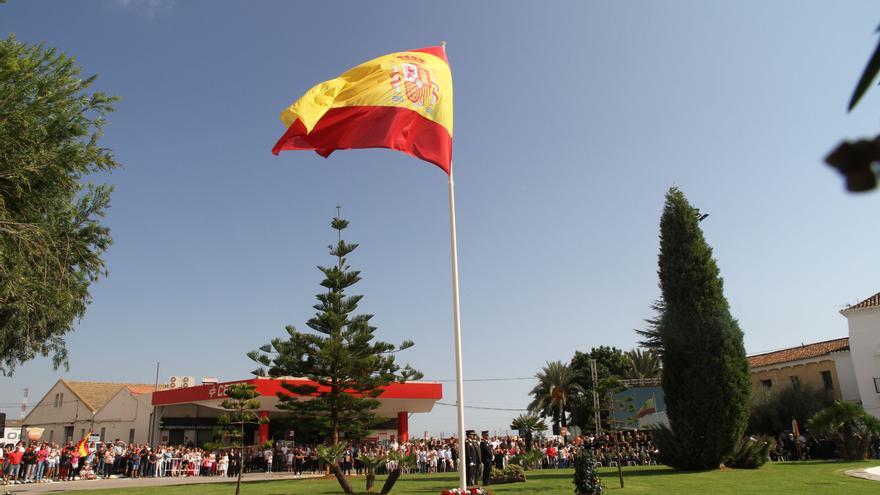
top-left (606, 467), bottom-right (695, 477)
top-left (516, 467), bottom-right (685, 481)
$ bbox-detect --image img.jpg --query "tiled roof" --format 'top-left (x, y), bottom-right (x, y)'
top-left (841, 291), bottom-right (880, 314)
top-left (62, 380), bottom-right (157, 412)
top-left (748, 337), bottom-right (849, 369)
top-left (126, 385), bottom-right (165, 395)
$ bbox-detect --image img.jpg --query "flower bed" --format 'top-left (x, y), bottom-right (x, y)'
top-left (440, 487), bottom-right (492, 495)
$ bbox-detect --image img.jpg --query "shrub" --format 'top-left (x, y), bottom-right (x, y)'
top-left (572, 450), bottom-right (603, 495)
top-left (808, 400), bottom-right (880, 460)
top-left (489, 464), bottom-right (526, 484)
top-left (726, 436), bottom-right (774, 469)
top-left (511, 450), bottom-right (543, 470)
top-left (748, 385), bottom-right (834, 436)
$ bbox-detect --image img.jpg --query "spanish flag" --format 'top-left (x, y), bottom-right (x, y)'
top-left (76, 433), bottom-right (90, 457)
top-left (272, 46), bottom-right (453, 174)
top-left (634, 393), bottom-right (656, 419)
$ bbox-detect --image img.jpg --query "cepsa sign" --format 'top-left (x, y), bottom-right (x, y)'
top-left (207, 384), bottom-right (231, 399)
top-left (3, 428), bottom-right (21, 444)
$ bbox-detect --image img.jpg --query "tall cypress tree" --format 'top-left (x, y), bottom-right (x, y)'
top-left (248, 214), bottom-right (422, 446)
top-left (653, 188), bottom-right (751, 470)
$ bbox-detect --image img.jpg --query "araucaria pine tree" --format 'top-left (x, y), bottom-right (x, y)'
top-left (210, 383), bottom-right (267, 495)
top-left (248, 214), bottom-right (422, 492)
top-left (652, 188), bottom-right (751, 470)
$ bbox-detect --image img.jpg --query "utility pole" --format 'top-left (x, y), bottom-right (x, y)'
top-left (20, 388), bottom-right (29, 420)
top-left (149, 362), bottom-right (160, 446)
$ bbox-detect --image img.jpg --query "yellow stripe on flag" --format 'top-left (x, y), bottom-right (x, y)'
top-left (280, 50), bottom-right (453, 137)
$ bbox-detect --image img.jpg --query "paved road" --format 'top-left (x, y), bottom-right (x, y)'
top-left (845, 465), bottom-right (880, 483)
top-left (2, 472), bottom-right (325, 494)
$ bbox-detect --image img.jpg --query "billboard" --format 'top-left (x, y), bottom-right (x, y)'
top-left (611, 386), bottom-right (668, 429)
top-left (2, 428), bottom-right (21, 445)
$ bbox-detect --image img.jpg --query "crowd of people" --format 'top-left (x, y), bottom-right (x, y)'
top-left (12, 427), bottom-right (872, 487)
top-left (0, 441), bottom-right (250, 485)
top-left (0, 431), bottom-right (660, 486)
top-left (770, 431), bottom-right (880, 461)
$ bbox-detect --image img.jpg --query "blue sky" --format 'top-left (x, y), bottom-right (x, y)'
top-left (1, 0), bottom-right (879, 435)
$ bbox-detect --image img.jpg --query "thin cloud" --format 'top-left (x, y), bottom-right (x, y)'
top-left (113, 0), bottom-right (175, 19)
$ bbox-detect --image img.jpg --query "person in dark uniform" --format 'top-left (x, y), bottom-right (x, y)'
top-left (464, 430), bottom-right (480, 486)
top-left (479, 431), bottom-right (494, 486)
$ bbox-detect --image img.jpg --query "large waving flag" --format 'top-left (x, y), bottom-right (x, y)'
top-left (272, 46), bottom-right (453, 174)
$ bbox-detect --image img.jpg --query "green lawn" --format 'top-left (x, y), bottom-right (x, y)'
top-left (63, 461), bottom-right (879, 495)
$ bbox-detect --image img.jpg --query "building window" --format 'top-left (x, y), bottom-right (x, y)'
top-left (49, 430), bottom-right (54, 442)
top-left (59, 393), bottom-right (64, 406)
top-left (874, 377), bottom-right (880, 394)
top-left (100, 427), bottom-right (106, 441)
top-left (760, 379), bottom-right (772, 389)
top-left (790, 375), bottom-right (801, 391)
top-left (821, 371), bottom-right (834, 391)
top-left (129, 428), bottom-right (135, 444)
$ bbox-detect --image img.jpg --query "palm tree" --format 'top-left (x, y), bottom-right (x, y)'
top-left (316, 444), bottom-right (354, 494)
top-left (528, 361), bottom-right (584, 434)
top-left (624, 348), bottom-right (661, 380)
top-left (510, 413), bottom-right (547, 451)
top-left (358, 452), bottom-right (385, 492)
top-left (808, 400), bottom-right (880, 460)
top-left (380, 450), bottom-right (417, 495)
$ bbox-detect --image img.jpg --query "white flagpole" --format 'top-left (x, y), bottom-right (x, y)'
top-left (441, 41), bottom-right (467, 491)
top-left (447, 167), bottom-right (468, 491)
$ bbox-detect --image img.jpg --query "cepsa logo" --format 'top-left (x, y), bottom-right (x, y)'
top-left (389, 55), bottom-right (440, 114)
top-left (207, 384), bottom-right (230, 399)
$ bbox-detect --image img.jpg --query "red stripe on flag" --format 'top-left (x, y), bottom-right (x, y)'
top-left (409, 46), bottom-right (449, 65)
top-left (272, 106), bottom-right (452, 174)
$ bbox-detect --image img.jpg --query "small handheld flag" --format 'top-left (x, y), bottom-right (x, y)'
top-left (272, 46), bottom-right (453, 173)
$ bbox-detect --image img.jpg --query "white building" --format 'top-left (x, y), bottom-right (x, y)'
top-left (748, 337), bottom-right (860, 403)
top-left (745, 291), bottom-right (880, 420)
top-left (840, 291), bottom-right (880, 418)
top-left (21, 380), bottom-right (159, 445)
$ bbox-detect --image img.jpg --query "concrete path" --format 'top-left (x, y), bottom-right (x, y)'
top-left (1, 472), bottom-right (326, 494)
top-left (844, 465), bottom-right (880, 482)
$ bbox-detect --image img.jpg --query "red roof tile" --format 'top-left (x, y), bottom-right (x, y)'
top-left (841, 291), bottom-right (880, 314)
top-left (748, 337), bottom-right (849, 369)
top-left (126, 385), bottom-right (165, 395)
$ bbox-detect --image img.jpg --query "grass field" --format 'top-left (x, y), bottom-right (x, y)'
top-left (63, 461), bottom-right (879, 495)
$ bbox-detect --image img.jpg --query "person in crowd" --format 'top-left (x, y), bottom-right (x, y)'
top-left (129, 448), bottom-right (140, 479)
top-left (45, 446), bottom-right (59, 482)
top-left (21, 444), bottom-right (36, 483)
top-left (264, 446), bottom-right (273, 473)
top-left (3, 445), bottom-right (22, 484)
top-left (68, 448), bottom-right (80, 481)
top-left (79, 461), bottom-right (96, 480)
top-left (479, 431), bottom-right (493, 486)
top-left (464, 430), bottom-right (479, 486)
top-left (102, 446), bottom-right (115, 478)
top-left (218, 452), bottom-right (229, 477)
